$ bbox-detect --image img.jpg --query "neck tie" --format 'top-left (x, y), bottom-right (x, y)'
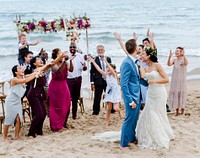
top-left (101, 59), bottom-right (105, 72)
top-left (100, 58), bottom-right (106, 80)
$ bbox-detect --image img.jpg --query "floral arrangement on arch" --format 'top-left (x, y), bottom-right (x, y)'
top-left (65, 15), bottom-right (91, 42)
top-left (15, 15), bottom-right (91, 41)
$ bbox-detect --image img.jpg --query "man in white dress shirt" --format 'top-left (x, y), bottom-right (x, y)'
top-left (67, 42), bottom-right (87, 120)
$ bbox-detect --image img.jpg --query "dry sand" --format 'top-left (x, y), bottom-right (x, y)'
top-left (0, 76), bottom-right (200, 158)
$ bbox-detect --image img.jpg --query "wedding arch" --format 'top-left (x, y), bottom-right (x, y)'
top-left (14, 14), bottom-right (91, 55)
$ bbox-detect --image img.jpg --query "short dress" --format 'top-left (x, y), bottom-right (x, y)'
top-left (4, 84), bottom-right (26, 125)
top-left (104, 75), bottom-right (121, 103)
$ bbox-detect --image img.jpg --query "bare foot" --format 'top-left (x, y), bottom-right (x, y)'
top-left (175, 109), bottom-right (179, 116)
top-left (15, 136), bottom-right (20, 140)
top-left (181, 108), bottom-right (184, 115)
top-left (106, 121), bottom-right (110, 126)
top-left (4, 138), bottom-right (11, 143)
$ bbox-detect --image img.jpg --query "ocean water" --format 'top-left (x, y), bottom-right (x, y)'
top-left (0, 0), bottom-right (200, 96)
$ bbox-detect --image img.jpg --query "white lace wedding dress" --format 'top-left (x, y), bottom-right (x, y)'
top-left (136, 71), bottom-right (175, 149)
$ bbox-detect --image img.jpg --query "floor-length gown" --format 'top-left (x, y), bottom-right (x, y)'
top-left (136, 71), bottom-right (175, 149)
top-left (168, 58), bottom-right (187, 109)
top-left (48, 65), bottom-right (71, 131)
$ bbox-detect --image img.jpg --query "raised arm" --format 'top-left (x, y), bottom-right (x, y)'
top-left (114, 32), bottom-right (128, 55)
top-left (29, 39), bottom-right (41, 46)
top-left (147, 28), bottom-right (157, 50)
top-left (88, 57), bottom-right (106, 77)
top-left (39, 52), bottom-right (66, 72)
top-left (167, 50), bottom-right (174, 66)
top-left (182, 49), bottom-right (189, 65)
top-left (12, 71), bottom-right (39, 86)
top-left (104, 57), bottom-right (116, 77)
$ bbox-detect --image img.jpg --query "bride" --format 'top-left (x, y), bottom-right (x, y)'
top-left (92, 47), bottom-right (175, 150)
top-left (136, 47), bottom-right (175, 149)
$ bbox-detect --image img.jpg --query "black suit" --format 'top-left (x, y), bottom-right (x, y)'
top-left (90, 56), bottom-right (112, 115)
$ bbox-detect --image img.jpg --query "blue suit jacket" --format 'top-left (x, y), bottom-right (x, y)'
top-left (120, 56), bottom-right (141, 105)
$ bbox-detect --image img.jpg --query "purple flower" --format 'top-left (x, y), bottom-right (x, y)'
top-left (77, 19), bottom-right (83, 29)
top-left (84, 54), bottom-right (92, 61)
top-left (84, 55), bottom-right (88, 61)
top-left (28, 23), bottom-right (35, 30)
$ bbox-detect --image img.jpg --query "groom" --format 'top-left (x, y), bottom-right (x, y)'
top-left (120, 39), bottom-right (141, 148)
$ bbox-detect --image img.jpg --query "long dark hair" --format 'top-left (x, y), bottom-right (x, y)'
top-left (145, 47), bottom-right (158, 62)
top-left (12, 65), bottom-right (18, 77)
top-left (30, 56), bottom-right (40, 69)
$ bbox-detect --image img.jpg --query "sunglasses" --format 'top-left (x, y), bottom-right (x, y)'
top-left (70, 46), bottom-right (76, 49)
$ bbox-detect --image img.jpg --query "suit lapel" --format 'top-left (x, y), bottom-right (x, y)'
top-left (95, 56), bottom-right (102, 69)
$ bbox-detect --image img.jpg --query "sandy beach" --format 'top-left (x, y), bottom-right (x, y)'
top-left (0, 68), bottom-right (200, 158)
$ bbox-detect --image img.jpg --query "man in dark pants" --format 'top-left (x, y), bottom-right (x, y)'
top-left (67, 42), bottom-right (87, 120)
top-left (90, 45), bottom-right (112, 115)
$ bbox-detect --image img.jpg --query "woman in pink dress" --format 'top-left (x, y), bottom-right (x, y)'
top-left (167, 47), bottom-right (188, 116)
top-left (48, 48), bottom-right (74, 131)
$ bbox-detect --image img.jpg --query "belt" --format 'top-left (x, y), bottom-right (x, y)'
top-left (67, 76), bottom-right (82, 80)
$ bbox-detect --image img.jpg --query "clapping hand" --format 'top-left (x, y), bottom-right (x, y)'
top-left (80, 62), bottom-right (86, 67)
top-left (69, 55), bottom-right (75, 61)
top-left (88, 56), bottom-right (94, 63)
top-left (24, 40), bottom-right (29, 46)
top-left (35, 70), bottom-right (43, 78)
top-left (101, 55), bottom-right (107, 61)
top-left (80, 62), bottom-right (87, 71)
